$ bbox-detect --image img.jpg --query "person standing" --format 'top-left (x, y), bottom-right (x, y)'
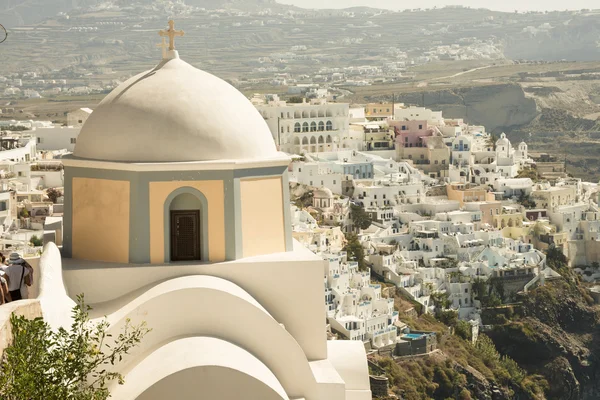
top-left (3, 253), bottom-right (30, 301)
top-left (0, 270), bottom-right (10, 304)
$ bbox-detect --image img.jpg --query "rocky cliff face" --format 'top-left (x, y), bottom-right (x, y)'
top-left (487, 281), bottom-right (600, 400)
top-left (392, 84), bottom-right (539, 133)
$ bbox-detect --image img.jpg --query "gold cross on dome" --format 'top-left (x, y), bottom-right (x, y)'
top-left (156, 37), bottom-right (168, 59)
top-left (159, 20), bottom-right (184, 51)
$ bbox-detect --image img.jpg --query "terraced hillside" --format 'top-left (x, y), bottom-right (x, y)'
top-left (1, 3), bottom-right (600, 79)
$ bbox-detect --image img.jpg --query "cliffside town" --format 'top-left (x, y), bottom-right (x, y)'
top-left (0, 90), bottom-right (599, 399)
top-left (273, 97), bottom-right (599, 399)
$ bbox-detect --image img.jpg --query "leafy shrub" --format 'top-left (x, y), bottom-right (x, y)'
top-left (29, 235), bottom-right (43, 247)
top-left (46, 188), bottom-right (63, 204)
top-left (0, 294), bottom-right (150, 400)
top-left (454, 320), bottom-right (472, 341)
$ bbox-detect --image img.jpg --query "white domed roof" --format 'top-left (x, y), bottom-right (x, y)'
top-left (74, 53), bottom-right (277, 162)
top-left (314, 187), bottom-right (333, 199)
top-left (495, 132), bottom-right (509, 146)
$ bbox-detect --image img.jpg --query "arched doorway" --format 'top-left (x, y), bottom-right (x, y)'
top-left (164, 188), bottom-right (208, 262)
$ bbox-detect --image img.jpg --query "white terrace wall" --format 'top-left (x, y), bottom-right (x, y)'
top-left (0, 300), bottom-right (42, 359)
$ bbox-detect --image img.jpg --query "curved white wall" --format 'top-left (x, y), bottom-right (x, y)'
top-left (99, 276), bottom-right (319, 399)
top-left (111, 337), bottom-right (288, 400)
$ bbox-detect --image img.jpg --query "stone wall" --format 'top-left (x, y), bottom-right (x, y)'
top-left (369, 375), bottom-right (389, 398)
top-left (499, 274), bottom-right (535, 296)
top-left (0, 300), bottom-right (42, 359)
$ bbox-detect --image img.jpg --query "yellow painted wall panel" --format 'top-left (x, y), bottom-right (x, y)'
top-left (240, 177), bottom-right (285, 258)
top-left (72, 178), bottom-right (130, 263)
top-left (149, 181), bottom-right (225, 263)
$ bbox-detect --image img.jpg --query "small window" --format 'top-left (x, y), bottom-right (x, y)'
top-left (419, 124), bottom-right (423, 129)
top-left (78, 119), bottom-right (83, 123)
top-left (70, 138), bottom-right (77, 144)
top-left (298, 168), bottom-right (302, 172)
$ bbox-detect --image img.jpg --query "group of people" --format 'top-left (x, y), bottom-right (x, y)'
top-left (0, 252), bottom-right (33, 305)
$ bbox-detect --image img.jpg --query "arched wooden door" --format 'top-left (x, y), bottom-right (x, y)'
top-left (170, 210), bottom-right (200, 261)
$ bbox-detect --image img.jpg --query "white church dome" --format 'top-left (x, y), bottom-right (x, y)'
top-left (314, 187), bottom-right (333, 199)
top-left (74, 54), bottom-right (278, 162)
top-left (495, 132), bottom-right (509, 147)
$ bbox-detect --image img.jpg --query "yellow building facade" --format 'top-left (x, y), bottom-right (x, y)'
top-left (62, 161), bottom-right (292, 265)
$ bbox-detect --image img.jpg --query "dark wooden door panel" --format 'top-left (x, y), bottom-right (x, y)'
top-left (170, 210), bottom-right (200, 261)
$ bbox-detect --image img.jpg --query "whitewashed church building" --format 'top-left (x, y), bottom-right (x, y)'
top-left (36, 22), bottom-right (371, 400)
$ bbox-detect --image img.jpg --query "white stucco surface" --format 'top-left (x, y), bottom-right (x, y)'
top-left (111, 337), bottom-right (289, 400)
top-left (37, 242), bottom-right (75, 329)
top-left (95, 275), bottom-right (320, 398)
top-left (36, 245), bottom-right (371, 399)
top-left (327, 341), bottom-right (372, 397)
top-left (61, 243), bottom-right (328, 361)
top-left (74, 53), bottom-right (277, 162)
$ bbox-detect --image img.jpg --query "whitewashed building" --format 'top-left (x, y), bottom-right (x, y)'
top-left (255, 96), bottom-right (350, 154)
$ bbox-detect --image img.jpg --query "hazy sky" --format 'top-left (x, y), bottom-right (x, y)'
top-left (278, 0), bottom-right (599, 13)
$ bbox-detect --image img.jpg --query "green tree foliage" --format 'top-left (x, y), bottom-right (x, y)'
top-left (471, 278), bottom-right (488, 300)
top-left (431, 292), bottom-right (451, 310)
top-left (485, 133), bottom-right (498, 150)
top-left (454, 320), bottom-right (472, 341)
top-left (491, 278), bottom-right (506, 303)
top-left (500, 355), bottom-right (525, 384)
top-left (0, 125), bottom-right (29, 131)
top-left (516, 167), bottom-right (541, 183)
top-left (475, 334), bottom-right (500, 367)
top-left (545, 245), bottom-right (576, 283)
top-left (29, 234), bottom-right (43, 247)
top-left (293, 190), bottom-right (313, 209)
top-left (0, 294), bottom-right (151, 400)
top-left (517, 191), bottom-right (537, 209)
top-left (436, 310), bottom-right (457, 326)
top-left (288, 96), bottom-right (304, 103)
top-left (472, 278), bottom-right (503, 307)
top-left (343, 233), bottom-right (366, 270)
top-left (458, 388), bottom-right (472, 400)
top-left (350, 204), bottom-right (372, 230)
top-left (46, 188), bottom-right (63, 204)
top-left (432, 363), bottom-right (467, 399)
